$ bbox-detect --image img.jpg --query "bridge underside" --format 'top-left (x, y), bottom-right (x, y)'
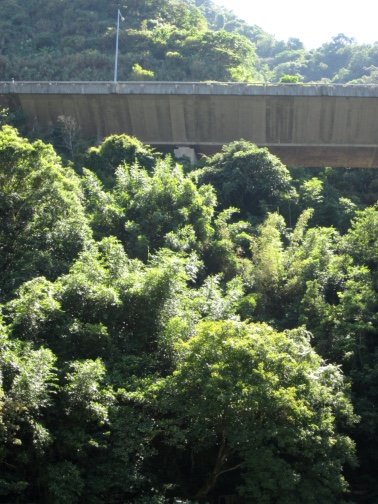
top-left (2, 82), bottom-right (378, 168)
top-left (155, 143), bottom-right (378, 168)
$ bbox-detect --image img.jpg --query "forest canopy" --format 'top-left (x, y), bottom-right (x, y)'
top-left (1, 123), bottom-right (378, 502)
top-left (1, 0), bottom-right (378, 83)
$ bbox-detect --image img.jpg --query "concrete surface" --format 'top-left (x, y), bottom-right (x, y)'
top-left (1, 82), bottom-right (378, 167)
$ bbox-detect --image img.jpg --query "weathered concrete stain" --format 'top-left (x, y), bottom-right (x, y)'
top-left (2, 82), bottom-right (378, 167)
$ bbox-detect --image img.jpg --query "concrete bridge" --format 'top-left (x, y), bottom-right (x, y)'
top-left (1, 81), bottom-right (378, 167)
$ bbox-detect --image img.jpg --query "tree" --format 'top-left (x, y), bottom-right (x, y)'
top-left (343, 205), bottom-right (378, 269)
top-left (111, 158), bottom-right (216, 259)
top-left (199, 141), bottom-right (296, 219)
top-left (279, 74), bottom-right (302, 83)
top-left (139, 320), bottom-right (356, 502)
top-left (130, 63), bottom-right (155, 80)
top-left (55, 114), bottom-right (81, 157)
top-left (204, 207), bottom-right (253, 280)
top-left (86, 134), bottom-right (158, 186)
top-left (0, 318), bottom-right (57, 501)
top-left (0, 126), bottom-right (91, 300)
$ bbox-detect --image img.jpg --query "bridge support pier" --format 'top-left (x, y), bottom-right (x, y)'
top-left (174, 146), bottom-right (197, 165)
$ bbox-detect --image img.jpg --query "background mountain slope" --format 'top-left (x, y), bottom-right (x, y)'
top-left (1, 0), bottom-right (378, 83)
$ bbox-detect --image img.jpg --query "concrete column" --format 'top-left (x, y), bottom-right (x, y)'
top-left (174, 146), bottom-right (198, 165)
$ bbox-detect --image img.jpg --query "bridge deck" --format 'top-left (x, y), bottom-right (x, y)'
top-left (1, 82), bottom-right (378, 167)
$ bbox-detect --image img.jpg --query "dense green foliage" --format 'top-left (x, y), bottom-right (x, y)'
top-left (1, 123), bottom-right (378, 502)
top-left (2, 2), bottom-right (378, 501)
top-left (2, 3), bottom-right (378, 501)
top-left (1, 0), bottom-right (378, 83)
top-left (195, 2), bottom-right (378, 83)
top-left (0, 0), bottom-right (255, 82)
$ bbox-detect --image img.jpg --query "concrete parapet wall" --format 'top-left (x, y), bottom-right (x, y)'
top-left (1, 82), bottom-right (378, 167)
top-left (2, 81), bottom-right (378, 97)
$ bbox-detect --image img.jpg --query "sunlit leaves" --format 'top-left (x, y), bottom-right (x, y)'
top-left (200, 141), bottom-right (296, 218)
top-left (0, 126), bottom-right (91, 299)
top-left (64, 359), bottom-right (114, 424)
top-left (141, 320), bottom-right (356, 501)
top-left (112, 157), bottom-right (216, 258)
top-left (1, 126), bottom-right (377, 501)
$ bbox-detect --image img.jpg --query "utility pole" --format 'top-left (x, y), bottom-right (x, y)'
top-left (114, 9), bottom-right (125, 83)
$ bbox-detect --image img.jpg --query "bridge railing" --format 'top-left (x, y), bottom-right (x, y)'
top-left (1, 81), bottom-right (378, 97)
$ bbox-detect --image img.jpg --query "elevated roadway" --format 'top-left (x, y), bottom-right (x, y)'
top-left (1, 81), bottom-right (378, 167)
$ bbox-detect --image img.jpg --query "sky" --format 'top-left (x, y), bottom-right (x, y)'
top-left (211, 0), bottom-right (378, 49)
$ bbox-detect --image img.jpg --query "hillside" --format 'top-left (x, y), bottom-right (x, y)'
top-left (1, 0), bottom-right (378, 83)
top-left (0, 0), bottom-right (256, 82)
top-left (194, 1), bottom-right (378, 83)
top-left (0, 116), bottom-right (378, 501)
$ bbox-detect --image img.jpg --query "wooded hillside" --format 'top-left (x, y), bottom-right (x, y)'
top-left (1, 0), bottom-right (378, 83)
top-left (1, 120), bottom-right (378, 502)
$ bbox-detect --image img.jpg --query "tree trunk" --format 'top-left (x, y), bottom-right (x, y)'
top-left (194, 433), bottom-right (241, 501)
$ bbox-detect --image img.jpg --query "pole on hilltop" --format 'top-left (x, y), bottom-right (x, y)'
top-left (114, 9), bottom-right (124, 83)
